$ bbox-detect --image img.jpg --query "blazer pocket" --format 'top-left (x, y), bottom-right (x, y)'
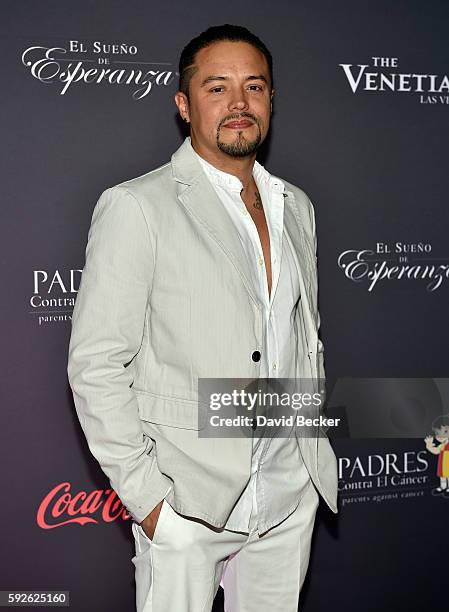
top-left (134, 389), bottom-right (207, 430)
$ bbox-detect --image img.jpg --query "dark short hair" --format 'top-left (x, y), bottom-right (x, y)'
top-left (178, 24), bottom-right (273, 96)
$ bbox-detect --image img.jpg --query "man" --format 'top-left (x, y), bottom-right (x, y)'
top-left (67, 24), bottom-right (338, 612)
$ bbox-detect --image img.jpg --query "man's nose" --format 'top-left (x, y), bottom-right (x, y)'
top-left (227, 90), bottom-right (249, 112)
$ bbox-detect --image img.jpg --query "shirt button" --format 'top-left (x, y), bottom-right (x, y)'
top-left (273, 363), bottom-right (277, 371)
top-left (252, 351), bottom-right (261, 362)
top-left (258, 258), bottom-right (264, 266)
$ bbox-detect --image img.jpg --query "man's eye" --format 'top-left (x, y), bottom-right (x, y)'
top-left (248, 85), bottom-right (263, 91)
top-left (210, 87), bottom-right (224, 93)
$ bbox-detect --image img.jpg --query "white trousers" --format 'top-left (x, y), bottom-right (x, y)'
top-left (131, 480), bottom-right (319, 612)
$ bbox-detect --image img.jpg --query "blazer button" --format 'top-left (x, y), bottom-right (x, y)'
top-left (252, 350), bottom-right (261, 362)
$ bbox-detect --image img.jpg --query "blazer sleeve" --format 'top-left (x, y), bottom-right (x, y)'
top-left (306, 195), bottom-right (327, 409)
top-left (67, 185), bottom-right (171, 523)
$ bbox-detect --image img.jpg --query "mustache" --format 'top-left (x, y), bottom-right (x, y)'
top-left (217, 112), bottom-right (261, 130)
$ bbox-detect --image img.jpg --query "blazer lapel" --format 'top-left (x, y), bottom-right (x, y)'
top-left (171, 138), bottom-right (259, 305)
top-left (171, 137), bottom-right (317, 324)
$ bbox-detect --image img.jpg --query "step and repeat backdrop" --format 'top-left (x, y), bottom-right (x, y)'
top-left (1, 1), bottom-right (447, 611)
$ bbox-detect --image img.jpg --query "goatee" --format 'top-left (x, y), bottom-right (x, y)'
top-left (216, 113), bottom-right (262, 158)
top-left (217, 131), bottom-right (261, 157)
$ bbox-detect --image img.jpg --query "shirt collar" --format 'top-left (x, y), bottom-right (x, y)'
top-left (192, 146), bottom-right (285, 195)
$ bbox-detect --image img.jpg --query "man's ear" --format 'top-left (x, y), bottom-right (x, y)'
top-left (175, 91), bottom-right (190, 123)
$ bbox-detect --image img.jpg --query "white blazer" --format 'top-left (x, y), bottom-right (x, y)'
top-left (67, 137), bottom-right (338, 525)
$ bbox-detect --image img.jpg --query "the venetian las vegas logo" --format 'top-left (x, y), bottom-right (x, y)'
top-left (339, 56), bottom-right (449, 105)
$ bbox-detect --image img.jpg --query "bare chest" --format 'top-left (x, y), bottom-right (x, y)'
top-left (240, 188), bottom-right (272, 299)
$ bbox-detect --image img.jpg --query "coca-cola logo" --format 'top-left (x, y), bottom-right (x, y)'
top-left (37, 482), bottom-right (130, 529)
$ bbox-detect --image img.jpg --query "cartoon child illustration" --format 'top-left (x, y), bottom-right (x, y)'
top-left (425, 414), bottom-right (449, 497)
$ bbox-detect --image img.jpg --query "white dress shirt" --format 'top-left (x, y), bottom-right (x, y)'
top-left (194, 150), bottom-right (311, 535)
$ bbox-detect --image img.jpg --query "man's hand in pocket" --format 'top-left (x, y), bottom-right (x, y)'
top-left (139, 499), bottom-right (164, 540)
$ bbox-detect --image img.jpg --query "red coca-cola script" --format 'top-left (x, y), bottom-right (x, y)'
top-left (37, 481), bottom-right (130, 529)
